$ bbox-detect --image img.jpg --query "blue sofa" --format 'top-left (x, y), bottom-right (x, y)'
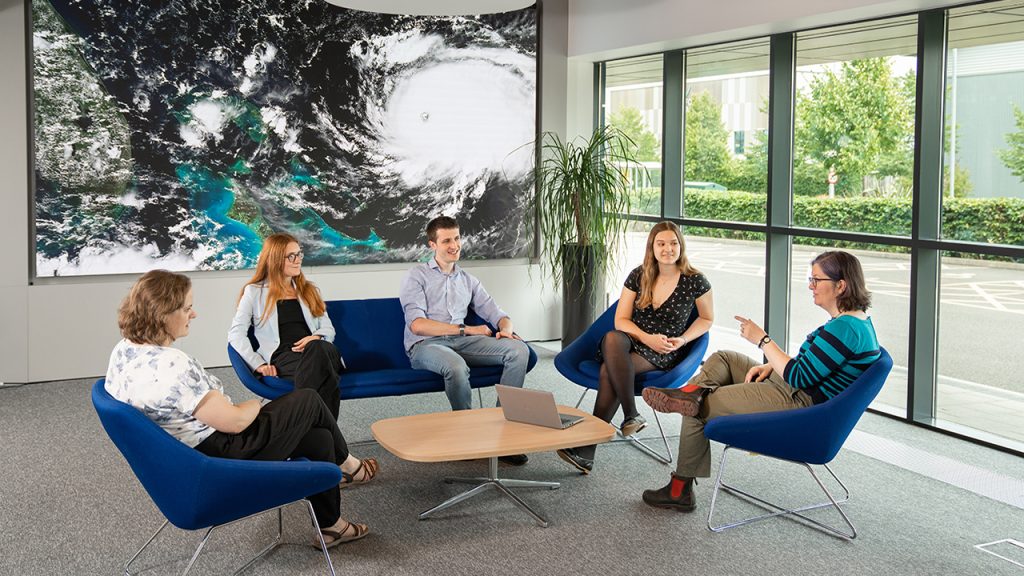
top-left (227, 297), bottom-right (538, 401)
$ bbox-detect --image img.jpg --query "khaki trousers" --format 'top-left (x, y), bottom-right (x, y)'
top-left (676, 350), bottom-right (813, 478)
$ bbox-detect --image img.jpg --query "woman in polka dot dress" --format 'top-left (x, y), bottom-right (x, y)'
top-left (557, 221), bottom-right (714, 474)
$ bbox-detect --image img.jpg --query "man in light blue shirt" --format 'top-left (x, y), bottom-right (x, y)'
top-left (399, 216), bottom-right (531, 464)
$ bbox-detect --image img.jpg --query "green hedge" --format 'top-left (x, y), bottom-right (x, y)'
top-left (676, 190), bottom-right (1024, 254)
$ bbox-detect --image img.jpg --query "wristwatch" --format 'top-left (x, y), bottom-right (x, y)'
top-left (459, 323), bottom-right (466, 336)
top-left (757, 334), bottom-right (772, 349)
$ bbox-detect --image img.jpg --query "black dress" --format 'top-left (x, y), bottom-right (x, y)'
top-left (268, 298), bottom-right (343, 420)
top-left (620, 265), bottom-right (711, 370)
top-left (270, 299), bottom-right (312, 375)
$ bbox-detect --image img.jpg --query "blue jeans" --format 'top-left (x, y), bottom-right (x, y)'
top-left (409, 335), bottom-right (530, 410)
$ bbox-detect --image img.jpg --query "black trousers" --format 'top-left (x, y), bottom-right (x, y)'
top-left (271, 339), bottom-right (343, 421)
top-left (195, 388), bottom-right (349, 528)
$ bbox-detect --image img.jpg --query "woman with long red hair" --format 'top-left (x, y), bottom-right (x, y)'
top-left (228, 234), bottom-right (375, 484)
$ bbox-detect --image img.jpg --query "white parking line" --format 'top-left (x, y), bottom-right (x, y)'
top-left (969, 282), bottom-right (1007, 311)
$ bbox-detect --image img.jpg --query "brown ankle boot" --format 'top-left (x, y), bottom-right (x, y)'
top-left (642, 474), bottom-right (697, 512)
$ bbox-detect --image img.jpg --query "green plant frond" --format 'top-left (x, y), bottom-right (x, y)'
top-left (530, 125), bottom-right (640, 290)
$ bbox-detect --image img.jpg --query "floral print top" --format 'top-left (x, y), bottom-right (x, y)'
top-left (105, 338), bottom-right (228, 447)
top-left (621, 266), bottom-right (711, 370)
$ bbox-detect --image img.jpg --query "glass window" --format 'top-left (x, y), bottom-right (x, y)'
top-left (944, 1), bottom-right (1024, 247)
top-left (733, 130), bottom-right (746, 155)
top-left (687, 231), bottom-right (766, 359)
top-left (789, 240), bottom-right (911, 412)
top-left (605, 55), bottom-right (664, 216)
top-left (936, 251), bottom-right (1024, 446)
top-left (611, 220), bottom-right (660, 300)
top-left (684, 38), bottom-right (770, 224)
top-left (793, 19), bottom-right (918, 236)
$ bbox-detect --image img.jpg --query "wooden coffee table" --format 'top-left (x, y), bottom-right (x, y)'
top-left (371, 406), bottom-right (615, 527)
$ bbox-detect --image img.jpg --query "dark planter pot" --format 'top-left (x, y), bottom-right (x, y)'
top-left (561, 244), bottom-right (605, 346)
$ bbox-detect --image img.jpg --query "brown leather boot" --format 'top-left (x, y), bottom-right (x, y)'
top-left (642, 474), bottom-right (697, 512)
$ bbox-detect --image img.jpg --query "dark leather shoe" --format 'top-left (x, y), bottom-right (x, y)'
top-left (642, 386), bottom-right (705, 417)
top-left (556, 447), bottom-right (593, 474)
top-left (642, 474), bottom-right (697, 512)
top-left (498, 453), bottom-right (529, 466)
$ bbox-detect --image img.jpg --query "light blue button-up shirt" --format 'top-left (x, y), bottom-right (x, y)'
top-left (399, 258), bottom-right (509, 352)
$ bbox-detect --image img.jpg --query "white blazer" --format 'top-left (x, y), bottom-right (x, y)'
top-left (227, 282), bottom-right (338, 371)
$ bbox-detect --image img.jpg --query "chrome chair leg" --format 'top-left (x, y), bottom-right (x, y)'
top-left (575, 388), bottom-right (674, 465)
top-left (232, 507), bottom-right (286, 576)
top-left (182, 527), bottom-right (216, 576)
top-left (306, 500), bottom-right (338, 576)
top-left (124, 519), bottom-right (170, 576)
top-left (123, 501), bottom-right (336, 576)
top-left (574, 388), bottom-right (589, 409)
top-left (622, 409), bottom-right (673, 465)
top-left (477, 387), bottom-right (484, 409)
top-left (707, 446), bottom-right (857, 540)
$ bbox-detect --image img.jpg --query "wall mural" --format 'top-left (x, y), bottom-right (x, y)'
top-left (31, 0), bottom-right (537, 276)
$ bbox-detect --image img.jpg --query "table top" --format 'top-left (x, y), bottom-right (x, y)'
top-left (371, 406), bottom-right (616, 463)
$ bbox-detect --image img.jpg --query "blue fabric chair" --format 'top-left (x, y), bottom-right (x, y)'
top-left (91, 380), bottom-right (343, 575)
top-left (554, 301), bottom-right (709, 463)
top-left (229, 297), bottom-right (537, 404)
top-left (703, 347), bottom-right (893, 540)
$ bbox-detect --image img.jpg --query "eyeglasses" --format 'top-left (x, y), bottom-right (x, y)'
top-left (807, 276), bottom-right (836, 288)
top-left (285, 251), bottom-right (304, 263)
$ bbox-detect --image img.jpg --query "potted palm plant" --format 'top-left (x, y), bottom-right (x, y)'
top-left (534, 125), bottom-right (642, 345)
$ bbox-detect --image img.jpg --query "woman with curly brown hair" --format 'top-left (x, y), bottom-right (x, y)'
top-left (106, 270), bottom-right (374, 547)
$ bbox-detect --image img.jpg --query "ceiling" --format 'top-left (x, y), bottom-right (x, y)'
top-left (320, 0), bottom-right (535, 15)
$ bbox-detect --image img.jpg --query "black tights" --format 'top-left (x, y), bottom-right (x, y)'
top-left (578, 330), bottom-right (655, 459)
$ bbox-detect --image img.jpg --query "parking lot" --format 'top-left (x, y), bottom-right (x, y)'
top-left (618, 234), bottom-right (1024, 444)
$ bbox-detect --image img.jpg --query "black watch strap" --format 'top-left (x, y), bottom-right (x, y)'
top-left (459, 323), bottom-right (466, 336)
top-left (758, 334), bottom-right (772, 349)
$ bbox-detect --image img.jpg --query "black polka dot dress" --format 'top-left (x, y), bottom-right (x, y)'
top-left (620, 265), bottom-right (711, 370)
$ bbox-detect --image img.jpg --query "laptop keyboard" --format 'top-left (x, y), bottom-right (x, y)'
top-left (559, 414), bottom-right (580, 428)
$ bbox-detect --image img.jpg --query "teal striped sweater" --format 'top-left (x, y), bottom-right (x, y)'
top-left (783, 315), bottom-right (881, 404)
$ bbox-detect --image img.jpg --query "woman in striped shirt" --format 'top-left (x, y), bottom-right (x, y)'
top-left (640, 250), bottom-right (880, 512)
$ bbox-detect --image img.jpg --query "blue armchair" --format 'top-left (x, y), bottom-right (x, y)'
top-left (91, 380), bottom-right (343, 575)
top-left (228, 297), bottom-right (537, 405)
top-left (554, 301), bottom-right (709, 464)
top-left (703, 347), bottom-right (893, 540)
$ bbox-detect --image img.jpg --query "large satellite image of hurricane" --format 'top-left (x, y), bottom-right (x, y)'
top-left (31, 0), bottom-right (537, 276)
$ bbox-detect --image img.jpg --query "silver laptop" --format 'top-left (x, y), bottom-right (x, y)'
top-left (495, 385), bottom-right (584, 430)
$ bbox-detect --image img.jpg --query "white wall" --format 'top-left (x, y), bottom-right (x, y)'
top-left (1, 0), bottom-right (568, 383)
top-left (567, 0), bottom-right (967, 61)
top-left (0, 0), bottom-right (31, 384)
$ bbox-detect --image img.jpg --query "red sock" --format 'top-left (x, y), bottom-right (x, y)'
top-left (680, 383), bottom-right (701, 393)
top-left (670, 476), bottom-right (687, 498)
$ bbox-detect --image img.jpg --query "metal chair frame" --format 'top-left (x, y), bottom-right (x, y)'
top-left (574, 388), bottom-right (674, 465)
top-left (124, 500), bottom-right (336, 576)
top-left (706, 446), bottom-right (856, 540)
top-left (702, 348), bottom-right (892, 541)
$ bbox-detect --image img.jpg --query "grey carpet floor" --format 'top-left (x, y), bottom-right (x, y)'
top-left (0, 346), bottom-right (1021, 575)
